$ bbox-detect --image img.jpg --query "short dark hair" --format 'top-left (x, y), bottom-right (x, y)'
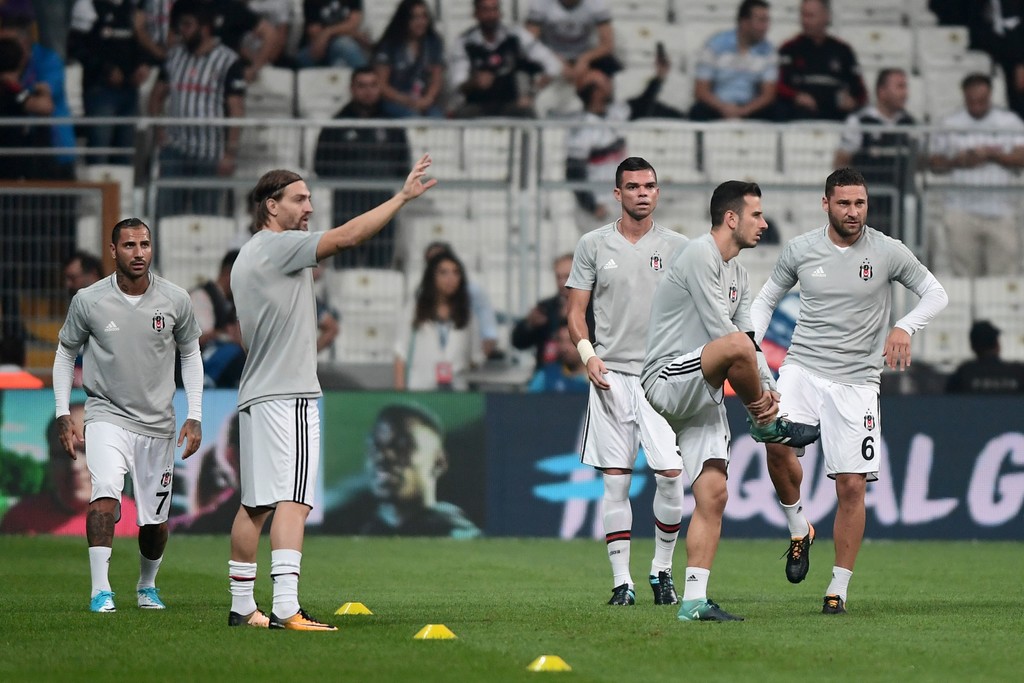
top-left (171, 0), bottom-right (215, 28)
top-left (875, 67), bottom-right (905, 93)
top-left (615, 157), bottom-right (657, 188)
top-left (63, 250), bottom-right (102, 277)
top-left (710, 180), bottom-right (762, 226)
top-left (961, 72), bottom-right (991, 91)
top-left (969, 320), bottom-right (1000, 352)
top-left (350, 65), bottom-right (377, 84)
top-left (825, 167), bottom-right (867, 197)
top-left (111, 217), bottom-right (150, 246)
top-left (249, 169), bottom-right (304, 229)
top-left (738, 0), bottom-right (770, 21)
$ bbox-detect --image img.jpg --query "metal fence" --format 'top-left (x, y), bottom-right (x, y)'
top-left (1, 117), bottom-right (1022, 376)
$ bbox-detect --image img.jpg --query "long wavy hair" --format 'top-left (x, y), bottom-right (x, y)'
top-left (414, 250), bottom-right (471, 329)
top-left (375, 0), bottom-right (440, 50)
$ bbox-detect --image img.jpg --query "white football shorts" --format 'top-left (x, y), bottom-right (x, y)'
top-left (239, 398), bottom-right (321, 508)
top-left (777, 364), bottom-right (880, 481)
top-left (644, 345), bottom-right (731, 482)
top-left (85, 421), bottom-right (175, 526)
top-left (580, 369), bottom-right (681, 472)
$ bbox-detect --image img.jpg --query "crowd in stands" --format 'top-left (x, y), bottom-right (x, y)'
top-left (1, 0), bottom-right (1024, 392)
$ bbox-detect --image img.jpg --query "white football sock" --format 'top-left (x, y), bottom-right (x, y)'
top-left (781, 499), bottom-right (810, 538)
top-left (651, 473), bottom-right (683, 575)
top-left (602, 473), bottom-right (633, 588)
top-left (826, 566), bottom-right (853, 601)
top-left (228, 560), bottom-right (258, 616)
top-left (138, 554), bottom-right (162, 590)
top-left (271, 549), bottom-right (302, 619)
top-left (89, 546), bottom-right (112, 597)
top-left (681, 566), bottom-right (710, 602)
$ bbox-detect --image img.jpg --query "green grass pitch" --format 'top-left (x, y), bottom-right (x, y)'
top-left (2, 536), bottom-right (1022, 682)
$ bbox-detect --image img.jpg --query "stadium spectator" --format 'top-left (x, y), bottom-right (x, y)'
top-left (295, 0), bottom-right (368, 69)
top-left (689, 0), bottom-right (777, 121)
top-left (31, 0), bottom-right (71, 59)
top-left (422, 241), bottom-right (498, 359)
top-left (135, 0), bottom-right (177, 64)
top-left (62, 250), bottom-right (103, 297)
top-left (448, 0), bottom-right (562, 118)
top-left (372, 0), bottom-right (445, 118)
top-left (927, 72), bottom-right (1024, 276)
top-left (313, 66), bottom-right (411, 268)
top-left (149, 0), bottom-right (246, 216)
top-left (395, 249), bottom-right (485, 390)
top-left (833, 68), bottom-right (916, 237)
top-left (321, 403), bottom-right (482, 536)
top-left (512, 253), bottom-right (589, 371)
top-left (52, 217), bottom-right (204, 614)
top-left (198, 0), bottom-right (280, 80)
top-left (566, 49), bottom-right (681, 223)
top-left (312, 263), bottom-right (340, 354)
top-left (68, 0), bottom-right (149, 164)
top-left (776, 0), bottom-right (867, 121)
top-left (1, 404), bottom-right (140, 534)
top-left (967, 0), bottom-right (1024, 120)
top-left (239, 0), bottom-right (293, 68)
top-left (524, 0), bottom-right (620, 91)
top-left (526, 321), bottom-right (589, 393)
top-left (0, 34), bottom-right (58, 179)
top-left (946, 320), bottom-right (1024, 393)
top-left (189, 249), bottom-right (245, 387)
top-left (1, 13), bottom-right (75, 178)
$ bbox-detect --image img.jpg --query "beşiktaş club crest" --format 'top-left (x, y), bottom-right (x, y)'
top-left (160, 470), bottom-right (172, 488)
top-left (864, 411), bottom-right (876, 431)
top-left (728, 281), bottom-right (738, 303)
top-left (152, 311), bottom-right (165, 332)
top-left (859, 258), bottom-right (873, 281)
top-left (650, 252), bottom-right (664, 271)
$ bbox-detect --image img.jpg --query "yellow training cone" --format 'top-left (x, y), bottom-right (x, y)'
top-left (334, 602), bottom-right (373, 615)
top-left (413, 624), bottom-right (457, 639)
top-left (527, 655), bottom-right (572, 672)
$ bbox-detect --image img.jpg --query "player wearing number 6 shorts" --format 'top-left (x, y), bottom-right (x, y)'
top-left (52, 218), bottom-right (205, 614)
top-left (751, 168), bottom-right (948, 614)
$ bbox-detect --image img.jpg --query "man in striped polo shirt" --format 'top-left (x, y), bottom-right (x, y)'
top-left (149, 0), bottom-right (247, 216)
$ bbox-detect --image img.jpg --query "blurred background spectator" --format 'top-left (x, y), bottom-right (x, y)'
top-left (394, 249), bottom-right (484, 390)
top-left (526, 320), bottom-right (588, 393)
top-left (833, 68), bottom-right (916, 237)
top-left (524, 0), bottom-right (619, 91)
top-left (776, 0), bottom-right (867, 121)
top-left (448, 0), bottom-right (562, 118)
top-left (372, 0), bottom-right (445, 118)
top-left (689, 0), bottom-right (778, 121)
top-left (296, 0), bottom-right (368, 69)
top-left (946, 321), bottom-right (1024, 393)
top-left (313, 66), bottom-right (410, 268)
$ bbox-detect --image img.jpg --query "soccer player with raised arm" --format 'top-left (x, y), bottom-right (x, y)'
top-left (751, 168), bottom-right (948, 614)
top-left (565, 157), bottom-right (688, 607)
top-left (227, 155), bottom-right (436, 630)
top-left (642, 181), bottom-right (819, 622)
top-left (52, 217), bottom-right (204, 613)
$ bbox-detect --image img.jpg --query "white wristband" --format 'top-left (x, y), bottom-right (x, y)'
top-left (577, 339), bottom-right (597, 365)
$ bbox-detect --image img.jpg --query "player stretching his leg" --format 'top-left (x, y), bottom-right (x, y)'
top-left (643, 181), bottom-right (819, 622)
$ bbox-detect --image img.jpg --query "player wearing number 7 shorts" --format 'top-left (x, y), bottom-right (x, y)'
top-left (751, 168), bottom-right (947, 615)
top-left (52, 218), bottom-right (205, 614)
